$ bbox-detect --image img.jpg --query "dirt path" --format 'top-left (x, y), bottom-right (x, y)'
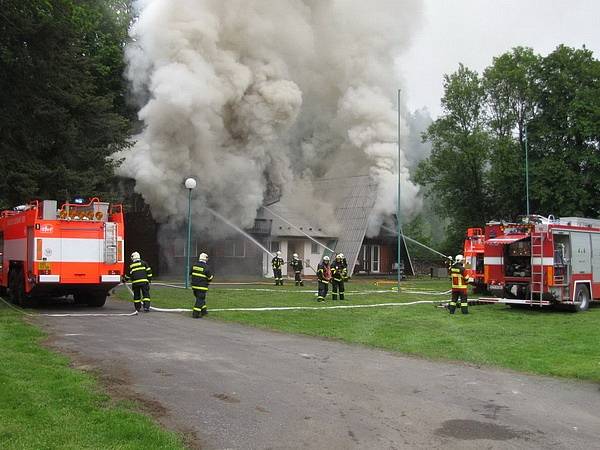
top-left (36, 298), bottom-right (600, 449)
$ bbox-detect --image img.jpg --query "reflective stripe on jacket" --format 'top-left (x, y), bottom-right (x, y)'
top-left (191, 262), bottom-right (213, 291)
top-left (127, 260), bottom-right (153, 284)
top-left (450, 264), bottom-right (467, 290)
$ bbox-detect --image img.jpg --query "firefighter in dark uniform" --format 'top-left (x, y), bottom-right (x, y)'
top-left (126, 251), bottom-right (153, 312)
top-left (331, 253), bottom-right (347, 300)
top-left (290, 253), bottom-right (304, 286)
top-left (316, 255), bottom-right (331, 302)
top-left (272, 251), bottom-right (284, 286)
top-left (449, 254), bottom-right (469, 314)
top-left (338, 252), bottom-right (349, 282)
top-left (191, 252), bottom-right (213, 318)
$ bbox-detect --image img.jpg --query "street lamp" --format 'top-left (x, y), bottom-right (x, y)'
top-left (524, 124), bottom-right (530, 216)
top-left (184, 177), bottom-right (197, 288)
top-left (397, 88), bottom-right (402, 292)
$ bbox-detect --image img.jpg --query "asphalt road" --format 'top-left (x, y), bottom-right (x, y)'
top-left (35, 298), bottom-right (600, 450)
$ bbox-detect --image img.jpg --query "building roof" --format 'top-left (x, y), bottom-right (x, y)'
top-left (257, 202), bottom-right (336, 239)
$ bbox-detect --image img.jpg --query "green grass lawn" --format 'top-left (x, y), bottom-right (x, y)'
top-left (0, 306), bottom-right (185, 450)
top-left (116, 278), bottom-right (600, 381)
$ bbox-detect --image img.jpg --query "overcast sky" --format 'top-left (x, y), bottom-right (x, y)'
top-left (398, 0), bottom-right (600, 118)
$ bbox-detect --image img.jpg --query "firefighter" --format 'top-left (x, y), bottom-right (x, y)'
top-left (290, 253), bottom-right (304, 286)
top-left (448, 254), bottom-right (469, 314)
top-left (331, 253), bottom-right (347, 300)
top-left (316, 255), bottom-right (331, 302)
top-left (125, 251), bottom-right (153, 312)
top-left (272, 250), bottom-right (284, 286)
top-left (338, 252), bottom-right (349, 281)
top-left (191, 252), bottom-right (214, 318)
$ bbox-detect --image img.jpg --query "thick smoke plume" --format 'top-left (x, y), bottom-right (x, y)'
top-left (120, 0), bottom-right (425, 237)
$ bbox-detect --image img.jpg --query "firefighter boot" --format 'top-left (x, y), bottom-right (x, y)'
top-left (143, 301), bottom-right (150, 312)
top-left (134, 301), bottom-right (142, 312)
top-left (300, 281), bottom-right (304, 286)
top-left (448, 302), bottom-right (456, 314)
top-left (340, 293), bottom-right (345, 300)
top-left (461, 301), bottom-right (469, 314)
top-left (192, 309), bottom-right (200, 319)
top-left (201, 306), bottom-right (208, 317)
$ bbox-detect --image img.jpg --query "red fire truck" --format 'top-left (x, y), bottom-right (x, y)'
top-left (479, 215), bottom-right (600, 311)
top-left (463, 227), bottom-right (486, 292)
top-left (0, 198), bottom-right (124, 307)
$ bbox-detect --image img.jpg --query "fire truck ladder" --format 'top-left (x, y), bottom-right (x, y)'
top-left (104, 222), bottom-right (118, 265)
top-left (530, 234), bottom-right (544, 306)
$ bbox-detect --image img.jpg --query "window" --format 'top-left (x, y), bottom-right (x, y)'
top-left (371, 245), bottom-right (380, 273)
top-left (311, 242), bottom-right (319, 254)
top-left (175, 239), bottom-right (198, 257)
top-left (270, 241), bottom-right (280, 253)
top-left (224, 240), bottom-right (246, 258)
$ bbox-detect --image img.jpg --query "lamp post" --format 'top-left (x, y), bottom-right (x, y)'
top-left (184, 178), bottom-right (197, 288)
top-left (397, 88), bottom-right (402, 292)
top-left (524, 124), bottom-right (530, 216)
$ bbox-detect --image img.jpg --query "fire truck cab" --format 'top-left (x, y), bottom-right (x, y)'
top-left (480, 215), bottom-right (600, 311)
top-left (0, 198), bottom-right (124, 307)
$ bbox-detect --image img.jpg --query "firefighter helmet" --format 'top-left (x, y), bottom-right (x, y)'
top-left (276, 251), bottom-right (282, 257)
top-left (323, 255), bottom-right (330, 262)
top-left (199, 253), bottom-right (208, 262)
top-left (336, 253), bottom-right (342, 260)
top-left (339, 253), bottom-right (344, 259)
top-left (455, 254), bottom-right (464, 263)
top-left (131, 252), bottom-right (141, 261)
top-left (293, 253), bottom-right (299, 259)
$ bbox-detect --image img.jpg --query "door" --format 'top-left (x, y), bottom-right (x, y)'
top-left (371, 245), bottom-right (380, 273)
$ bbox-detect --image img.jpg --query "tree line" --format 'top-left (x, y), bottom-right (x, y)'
top-left (415, 45), bottom-right (600, 254)
top-left (0, 0), bottom-right (133, 209)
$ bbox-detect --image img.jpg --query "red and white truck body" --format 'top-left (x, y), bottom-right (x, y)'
top-left (479, 216), bottom-right (600, 311)
top-left (0, 198), bottom-right (124, 307)
top-left (463, 227), bottom-right (486, 291)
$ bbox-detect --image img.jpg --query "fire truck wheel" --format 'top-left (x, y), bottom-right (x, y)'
top-left (572, 284), bottom-right (590, 312)
top-left (87, 293), bottom-right (107, 307)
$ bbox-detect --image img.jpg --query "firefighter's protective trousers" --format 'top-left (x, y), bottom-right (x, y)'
top-left (132, 282), bottom-right (151, 312)
top-left (317, 281), bottom-right (329, 302)
top-left (332, 279), bottom-right (345, 300)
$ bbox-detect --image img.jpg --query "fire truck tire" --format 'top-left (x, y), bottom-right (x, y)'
top-left (572, 284), bottom-right (590, 312)
top-left (87, 293), bottom-right (107, 307)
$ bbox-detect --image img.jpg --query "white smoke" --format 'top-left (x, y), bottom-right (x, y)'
top-left (119, 0), bottom-right (425, 235)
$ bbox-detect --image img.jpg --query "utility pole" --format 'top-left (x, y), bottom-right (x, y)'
top-left (397, 89), bottom-right (402, 291)
top-left (524, 123), bottom-right (530, 216)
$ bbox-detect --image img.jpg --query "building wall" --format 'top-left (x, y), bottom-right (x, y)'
top-left (262, 238), bottom-right (328, 278)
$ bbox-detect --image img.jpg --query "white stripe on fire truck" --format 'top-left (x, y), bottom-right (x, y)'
top-left (484, 257), bottom-right (503, 265)
top-left (36, 238), bottom-right (106, 263)
top-left (531, 257), bottom-right (554, 265)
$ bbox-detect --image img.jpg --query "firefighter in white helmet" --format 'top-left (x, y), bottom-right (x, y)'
top-left (125, 251), bottom-right (153, 312)
top-left (289, 253), bottom-right (304, 286)
top-left (316, 255), bottom-right (332, 302)
top-left (331, 253), bottom-right (348, 300)
top-left (191, 252), bottom-right (213, 318)
top-left (338, 253), bottom-right (349, 281)
top-left (448, 254), bottom-right (468, 314)
top-left (272, 250), bottom-right (284, 286)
